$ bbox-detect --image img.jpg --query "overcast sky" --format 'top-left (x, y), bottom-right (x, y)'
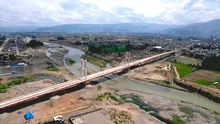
top-left (0, 0), bottom-right (220, 26)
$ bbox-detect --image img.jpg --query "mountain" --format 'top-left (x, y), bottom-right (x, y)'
top-left (0, 26), bottom-right (42, 32)
top-left (1, 19), bottom-right (220, 36)
top-left (34, 23), bottom-right (179, 33)
top-left (163, 19), bottom-right (220, 36)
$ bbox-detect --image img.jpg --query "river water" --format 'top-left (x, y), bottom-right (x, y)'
top-left (104, 76), bottom-right (220, 113)
top-left (44, 42), bottom-right (220, 113)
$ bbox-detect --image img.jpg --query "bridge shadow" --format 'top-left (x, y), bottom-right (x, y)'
top-left (0, 55), bottom-right (174, 113)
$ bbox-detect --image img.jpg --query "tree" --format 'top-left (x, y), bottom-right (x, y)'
top-left (0, 36), bottom-right (5, 41)
top-left (202, 56), bottom-right (220, 71)
top-left (9, 54), bottom-right (16, 61)
top-left (26, 40), bottom-right (44, 48)
top-left (97, 85), bottom-right (102, 90)
top-left (57, 37), bottom-right (65, 40)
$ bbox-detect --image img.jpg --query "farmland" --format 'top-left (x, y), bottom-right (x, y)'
top-left (175, 62), bottom-right (194, 78)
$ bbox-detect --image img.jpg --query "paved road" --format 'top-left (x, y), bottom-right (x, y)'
top-left (0, 50), bottom-right (176, 109)
top-left (0, 39), bottom-right (9, 52)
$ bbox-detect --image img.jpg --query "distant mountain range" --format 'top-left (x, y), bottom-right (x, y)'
top-left (34, 23), bottom-right (179, 33)
top-left (163, 19), bottom-right (220, 36)
top-left (1, 19), bottom-right (220, 36)
top-left (0, 26), bottom-right (41, 32)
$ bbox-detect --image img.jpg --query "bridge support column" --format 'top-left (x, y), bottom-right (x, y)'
top-left (81, 59), bottom-right (88, 81)
top-left (125, 52), bottom-right (131, 69)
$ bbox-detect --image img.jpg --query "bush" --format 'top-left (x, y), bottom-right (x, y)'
top-left (0, 75), bottom-right (35, 93)
top-left (97, 85), bottom-right (102, 90)
top-left (0, 85), bottom-right (8, 93)
top-left (97, 94), bottom-right (103, 101)
top-left (69, 60), bottom-right (75, 65)
top-left (171, 115), bottom-right (185, 124)
top-left (97, 92), bottom-right (120, 102)
top-left (47, 65), bottom-right (60, 71)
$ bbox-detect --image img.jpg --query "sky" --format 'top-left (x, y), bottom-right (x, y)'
top-left (0, 0), bottom-right (220, 26)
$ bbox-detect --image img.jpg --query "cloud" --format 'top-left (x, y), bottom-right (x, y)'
top-left (0, 0), bottom-right (220, 26)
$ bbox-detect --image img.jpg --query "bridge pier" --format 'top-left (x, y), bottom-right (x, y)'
top-left (81, 59), bottom-right (88, 81)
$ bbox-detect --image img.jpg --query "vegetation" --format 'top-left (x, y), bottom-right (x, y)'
top-left (0, 75), bottom-right (39, 93)
top-left (9, 54), bottom-right (16, 61)
top-left (109, 109), bottom-right (134, 124)
top-left (194, 79), bottom-right (213, 86)
top-left (202, 56), bottom-right (220, 72)
top-left (69, 59), bottom-right (75, 65)
top-left (175, 62), bottom-right (194, 78)
top-left (0, 36), bottom-right (5, 46)
top-left (194, 79), bottom-right (220, 90)
top-left (57, 37), bottom-right (65, 40)
top-left (171, 115), bottom-right (185, 124)
top-left (84, 55), bottom-right (107, 68)
top-left (0, 36), bottom-right (5, 41)
top-left (47, 65), bottom-right (60, 71)
top-left (97, 92), bottom-right (120, 102)
top-left (81, 37), bottom-right (89, 41)
top-left (88, 41), bottom-right (130, 54)
top-left (26, 40), bottom-right (44, 48)
top-left (97, 85), bottom-right (102, 90)
top-left (0, 85), bottom-right (8, 93)
top-left (7, 76), bottom-right (35, 87)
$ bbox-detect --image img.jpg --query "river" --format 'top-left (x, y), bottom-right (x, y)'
top-left (44, 42), bottom-right (220, 113)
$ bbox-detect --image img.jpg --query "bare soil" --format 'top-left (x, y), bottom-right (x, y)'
top-left (125, 61), bottom-right (172, 81)
top-left (183, 70), bottom-right (220, 82)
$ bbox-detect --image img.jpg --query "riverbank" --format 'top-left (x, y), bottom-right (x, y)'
top-left (175, 79), bottom-right (220, 103)
top-left (127, 77), bottom-right (190, 92)
top-left (103, 75), bottom-right (220, 113)
top-left (172, 65), bottom-right (220, 103)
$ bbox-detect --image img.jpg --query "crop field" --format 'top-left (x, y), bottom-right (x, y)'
top-left (194, 79), bottom-right (220, 90)
top-left (175, 62), bottom-right (193, 78)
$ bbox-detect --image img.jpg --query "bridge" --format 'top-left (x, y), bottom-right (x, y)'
top-left (0, 50), bottom-right (177, 110)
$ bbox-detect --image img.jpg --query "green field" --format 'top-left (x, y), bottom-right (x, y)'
top-left (194, 79), bottom-right (220, 90)
top-left (194, 79), bottom-right (213, 86)
top-left (84, 55), bottom-right (107, 68)
top-left (175, 62), bottom-right (193, 78)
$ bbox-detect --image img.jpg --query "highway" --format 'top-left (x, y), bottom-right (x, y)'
top-left (0, 50), bottom-right (176, 109)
